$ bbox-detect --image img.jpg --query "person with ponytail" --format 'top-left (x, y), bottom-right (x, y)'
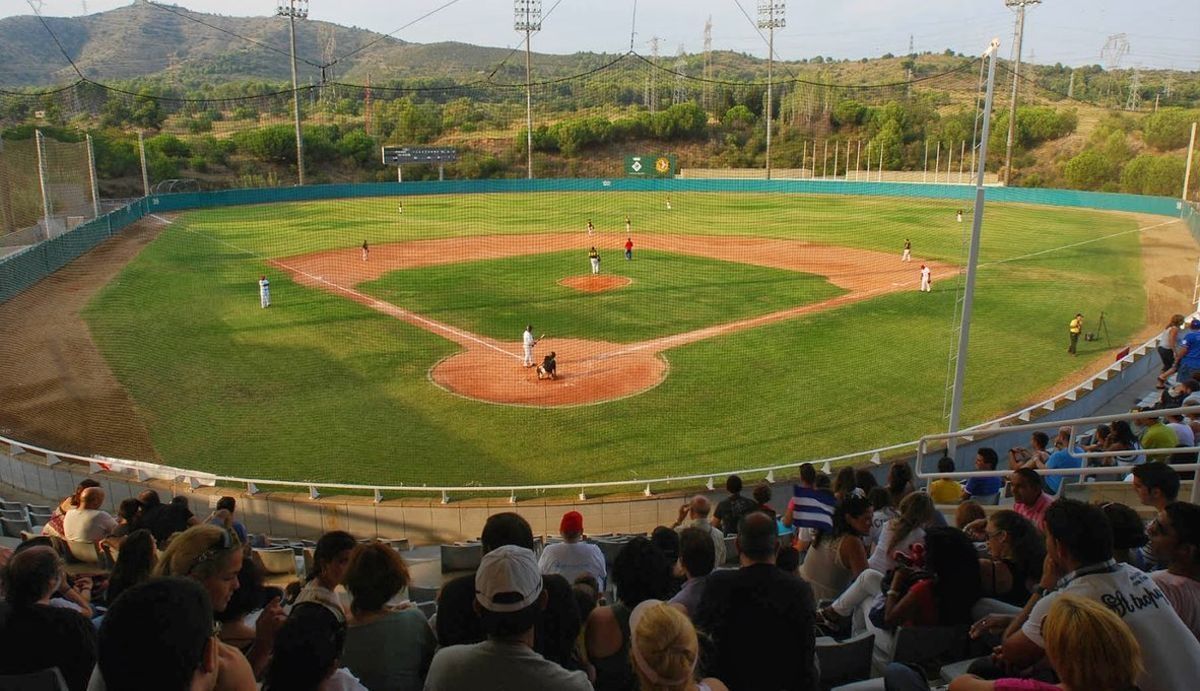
top-left (868, 492), bottom-right (936, 573)
top-left (629, 601), bottom-right (727, 691)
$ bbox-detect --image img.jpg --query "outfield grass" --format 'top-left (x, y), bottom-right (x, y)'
top-left (81, 192), bottom-right (1149, 487)
top-left (359, 250), bottom-right (844, 343)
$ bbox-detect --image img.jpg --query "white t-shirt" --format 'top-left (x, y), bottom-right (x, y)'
top-left (537, 541), bottom-right (607, 589)
top-left (867, 507), bottom-right (898, 553)
top-left (1152, 570), bottom-right (1200, 643)
top-left (63, 508), bottom-right (117, 543)
top-left (867, 520), bottom-right (924, 573)
top-left (1024, 561), bottom-right (1200, 691)
top-left (319, 668), bottom-right (368, 691)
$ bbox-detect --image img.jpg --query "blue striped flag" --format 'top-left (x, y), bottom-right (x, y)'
top-left (792, 485), bottom-right (836, 531)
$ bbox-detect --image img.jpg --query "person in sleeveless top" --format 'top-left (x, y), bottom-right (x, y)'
top-left (799, 495), bottom-right (873, 601)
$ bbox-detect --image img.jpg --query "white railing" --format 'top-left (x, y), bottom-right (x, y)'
top-left (0, 321), bottom-right (1166, 503)
top-left (915, 404), bottom-right (1200, 504)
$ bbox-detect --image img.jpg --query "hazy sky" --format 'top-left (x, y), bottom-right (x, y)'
top-left (6, 0), bottom-right (1198, 70)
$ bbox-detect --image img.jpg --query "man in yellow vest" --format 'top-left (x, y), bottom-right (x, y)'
top-left (1068, 313), bottom-right (1083, 355)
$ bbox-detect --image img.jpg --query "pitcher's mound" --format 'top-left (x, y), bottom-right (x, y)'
top-left (558, 275), bottom-right (631, 293)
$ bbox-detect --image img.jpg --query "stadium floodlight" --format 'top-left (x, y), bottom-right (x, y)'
top-left (277, 0), bottom-right (310, 186)
top-left (757, 1), bottom-right (785, 180)
top-left (1002, 0), bottom-right (1039, 187)
top-left (515, 0), bottom-right (542, 180)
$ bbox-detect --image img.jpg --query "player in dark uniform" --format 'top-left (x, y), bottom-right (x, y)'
top-left (537, 352), bottom-right (557, 380)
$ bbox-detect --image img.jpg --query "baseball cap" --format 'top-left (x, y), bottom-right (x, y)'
top-left (1191, 318), bottom-right (1200, 329)
top-left (475, 545), bottom-right (543, 613)
top-left (560, 511), bottom-right (584, 535)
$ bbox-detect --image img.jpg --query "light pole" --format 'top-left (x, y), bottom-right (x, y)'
top-left (278, 0), bottom-right (309, 186)
top-left (757, 1), bottom-right (785, 181)
top-left (1002, 0), bottom-right (1039, 187)
top-left (515, 0), bottom-right (542, 180)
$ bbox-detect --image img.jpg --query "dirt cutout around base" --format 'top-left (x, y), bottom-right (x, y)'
top-left (278, 233), bottom-right (956, 407)
top-left (558, 275), bottom-right (631, 292)
top-left (0, 218), bottom-right (168, 459)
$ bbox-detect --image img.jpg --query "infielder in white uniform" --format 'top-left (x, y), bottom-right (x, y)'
top-left (259, 276), bottom-right (271, 308)
top-left (522, 325), bottom-right (541, 367)
top-left (919, 264), bottom-right (932, 292)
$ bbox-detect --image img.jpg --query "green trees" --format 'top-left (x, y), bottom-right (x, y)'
top-left (1120, 154), bottom-right (1187, 196)
top-left (1142, 109), bottom-right (1200, 151)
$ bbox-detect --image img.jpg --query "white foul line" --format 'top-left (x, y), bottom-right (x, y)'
top-left (979, 217), bottom-right (1181, 267)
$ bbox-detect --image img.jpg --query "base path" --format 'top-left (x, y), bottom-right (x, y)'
top-left (277, 234), bottom-right (957, 407)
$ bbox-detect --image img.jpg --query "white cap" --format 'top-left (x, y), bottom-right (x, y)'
top-left (475, 545), bottom-right (543, 613)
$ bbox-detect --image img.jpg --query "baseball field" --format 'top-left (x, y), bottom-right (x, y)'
top-left (58, 190), bottom-right (1164, 489)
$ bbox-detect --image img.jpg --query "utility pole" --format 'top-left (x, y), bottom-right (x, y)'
top-left (514, 0), bottom-right (542, 180)
top-left (277, 0), bottom-right (308, 186)
top-left (1003, 0), bottom-right (1039, 187)
top-left (1184, 122), bottom-right (1197, 202)
top-left (703, 16), bottom-right (713, 111)
top-left (1126, 69), bottom-right (1142, 111)
top-left (757, 1), bottom-right (785, 181)
top-left (1067, 69), bottom-right (1075, 98)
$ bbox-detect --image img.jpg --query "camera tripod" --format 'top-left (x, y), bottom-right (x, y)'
top-left (1088, 311), bottom-right (1111, 346)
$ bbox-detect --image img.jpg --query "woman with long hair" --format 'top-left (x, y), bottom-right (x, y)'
top-left (832, 467), bottom-right (859, 502)
top-left (1103, 420), bottom-right (1145, 467)
top-left (1158, 313), bottom-right (1186, 387)
top-left (881, 526), bottom-right (981, 629)
top-left (867, 492), bottom-right (935, 573)
top-left (263, 602), bottom-right (367, 691)
top-left (886, 462), bottom-right (915, 505)
top-left (104, 528), bottom-right (157, 605)
top-left (975, 510), bottom-right (1044, 607)
top-left (799, 495), bottom-right (873, 600)
top-left (629, 601), bottom-right (728, 691)
top-left (295, 530), bottom-right (356, 620)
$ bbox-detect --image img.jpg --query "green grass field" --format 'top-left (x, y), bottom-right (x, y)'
top-left (81, 191), bottom-right (1148, 488)
top-left (360, 250), bottom-right (844, 343)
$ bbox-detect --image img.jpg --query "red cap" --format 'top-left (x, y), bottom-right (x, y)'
top-left (560, 511), bottom-right (584, 535)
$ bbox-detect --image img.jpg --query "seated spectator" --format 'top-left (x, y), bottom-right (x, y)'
top-left (572, 575), bottom-right (601, 622)
top-left (713, 475), bottom-right (758, 535)
top-left (929, 456), bottom-right (963, 504)
top-left (264, 601), bottom-right (367, 690)
top-left (886, 461), bottom-right (916, 505)
top-left (669, 527), bottom-right (716, 619)
top-left (833, 466), bottom-right (860, 502)
top-left (901, 594), bottom-right (1143, 691)
top-left (109, 497), bottom-right (142, 539)
top-left (867, 491), bottom-right (935, 573)
top-left (880, 526), bottom-right (981, 632)
top-left (866, 486), bottom-right (898, 554)
top-left (340, 542), bottom-right (436, 691)
top-left (1139, 411), bottom-right (1179, 451)
top-left (1099, 420), bottom-right (1144, 466)
top-left (295, 530), bottom-right (356, 621)
top-left (97, 577), bottom-right (256, 691)
top-left (1149, 501), bottom-right (1200, 642)
top-left (672, 496), bottom-right (726, 565)
top-left (586, 537), bottom-right (672, 691)
top-left (955, 500), bottom-right (986, 531)
top-left (0, 546), bottom-right (96, 691)
top-left (137, 490), bottom-right (198, 547)
top-left (696, 512), bottom-right (817, 691)
top-left (1033, 427), bottom-right (1083, 494)
top-left (435, 512), bottom-right (578, 671)
top-left (213, 496), bottom-right (248, 543)
top-left (976, 510), bottom-right (1044, 607)
top-left (751, 482), bottom-right (776, 521)
top-left (156, 525), bottom-right (285, 680)
top-left (776, 545), bottom-right (801, 575)
top-left (798, 494), bottom-right (872, 601)
top-left (1132, 461), bottom-right (1181, 512)
top-left (539, 511), bottom-right (607, 589)
top-left (1082, 423), bottom-right (1110, 452)
top-left (629, 600), bottom-right (728, 691)
top-left (426, 546), bottom-right (591, 690)
top-left (104, 527), bottom-right (158, 605)
top-left (650, 526), bottom-right (684, 597)
top-left (855, 469), bottom-right (879, 495)
top-left (1010, 468), bottom-right (1053, 532)
top-left (3, 539), bottom-right (95, 618)
top-left (41, 479), bottom-right (102, 538)
top-left (1008, 432), bottom-right (1050, 471)
top-left (978, 499), bottom-right (1200, 691)
top-left (63, 487), bottom-right (117, 543)
top-left (962, 447), bottom-right (1003, 501)
top-left (1167, 413), bottom-right (1195, 447)
top-left (217, 545), bottom-right (279, 654)
top-left (1102, 501), bottom-right (1151, 570)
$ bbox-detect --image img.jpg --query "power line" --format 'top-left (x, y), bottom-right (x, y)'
top-left (25, 0), bottom-right (84, 80)
top-left (324, 0), bottom-right (468, 68)
top-left (145, 1), bottom-right (323, 70)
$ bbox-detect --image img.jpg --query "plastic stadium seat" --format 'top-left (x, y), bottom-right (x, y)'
top-left (970, 492), bottom-right (1000, 506)
top-left (0, 500), bottom-right (25, 513)
top-left (440, 542), bottom-right (483, 573)
top-left (0, 667), bottom-right (70, 691)
top-left (24, 504), bottom-right (52, 515)
top-left (891, 625), bottom-right (972, 668)
top-left (817, 631), bottom-right (875, 689)
top-left (723, 535), bottom-right (738, 564)
top-left (592, 537), bottom-right (632, 568)
top-left (64, 539), bottom-right (104, 565)
top-left (0, 516), bottom-right (32, 539)
top-left (416, 601), bottom-right (438, 620)
top-left (253, 547), bottom-right (299, 588)
top-left (408, 584), bottom-right (438, 603)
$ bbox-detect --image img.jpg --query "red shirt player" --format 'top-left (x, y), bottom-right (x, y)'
top-left (624, 237), bottom-right (633, 261)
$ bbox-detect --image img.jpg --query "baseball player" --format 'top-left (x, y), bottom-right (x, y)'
top-left (589, 246), bottom-right (601, 275)
top-left (361, 240), bottom-right (369, 262)
top-left (666, 197), bottom-right (672, 210)
top-left (586, 219), bottom-right (595, 236)
top-left (398, 201), bottom-right (404, 215)
top-left (624, 237), bottom-right (633, 261)
top-left (625, 216), bottom-right (632, 235)
top-left (919, 264), bottom-right (932, 293)
top-left (258, 275), bottom-right (271, 308)
top-left (901, 239), bottom-right (912, 262)
top-left (522, 325), bottom-right (543, 367)
top-left (957, 209), bottom-right (964, 223)
top-left (537, 351), bottom-right (557, 380)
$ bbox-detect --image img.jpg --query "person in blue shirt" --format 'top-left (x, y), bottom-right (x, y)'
top-left (962, 447), bottom-right (1003, 500)
top-left (1038, 427), bottom-right (1084, 494)
top-left (1166, 318), bottom-right (1200, 384)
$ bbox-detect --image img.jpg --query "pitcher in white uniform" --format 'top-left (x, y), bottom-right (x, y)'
top-left (259, 276), bottom-right (271, 308)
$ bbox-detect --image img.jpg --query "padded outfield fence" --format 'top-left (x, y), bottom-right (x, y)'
top-left (0, 179), bottom-right (1187, 305)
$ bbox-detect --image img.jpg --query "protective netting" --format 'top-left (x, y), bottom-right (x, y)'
top-left (0, 52), bottom-right (1195, 494)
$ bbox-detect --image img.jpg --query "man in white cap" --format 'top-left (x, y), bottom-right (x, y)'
top-left (425, 545), bottom-right (591, 690)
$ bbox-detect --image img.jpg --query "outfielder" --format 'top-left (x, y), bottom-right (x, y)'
top-left (919, 264), bottom-right (932, 293)
top-left (522, 325), bottom-right (543, 367)
top-left (666, 197), bottom-right (672, 210)
top-left (258, 275), bottom-right (271, 308)
top-left (625, 216), bottom-right (632, 235)
top-left (901, 239), bottom-right (911, 262)
top-left (362, 240), bottom-right (369, 261)
top-left (957, 209), bottom-right (964, 223)
top-left (589, 246), bottom-right (601, 275)
top-left (587, 219), bottom-right (595, 236)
